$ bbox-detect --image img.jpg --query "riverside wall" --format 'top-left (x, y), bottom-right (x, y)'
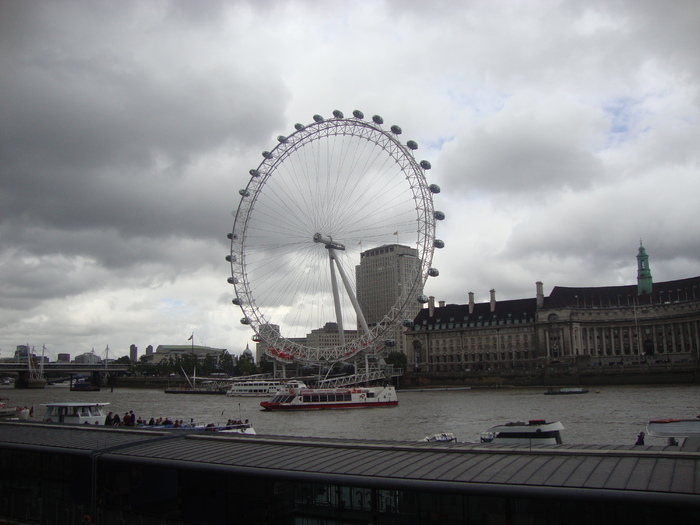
top-left (399, 363), bottom-right (700, 389)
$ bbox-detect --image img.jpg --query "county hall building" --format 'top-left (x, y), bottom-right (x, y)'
top-left (407, 244), bottom-right (700, 372)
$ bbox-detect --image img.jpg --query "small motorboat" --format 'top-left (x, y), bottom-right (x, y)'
top-left (0, 398), bottom-right (30, 421)
top-left (421, 432), bottom-right (457, 443)
top-left (646, 418), bottom-right (700, 449)
top-left (544, 387), bottom-right (588, 395)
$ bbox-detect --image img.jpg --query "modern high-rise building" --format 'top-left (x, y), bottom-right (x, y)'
top-left (355, 244), bottom-right (422, 356)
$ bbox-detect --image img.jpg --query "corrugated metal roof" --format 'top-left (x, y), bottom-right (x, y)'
top-left (2, 421), bottom-right (699, 501)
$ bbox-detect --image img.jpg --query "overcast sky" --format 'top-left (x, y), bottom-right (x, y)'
top-left (1, 0), bottom-right (699, 360)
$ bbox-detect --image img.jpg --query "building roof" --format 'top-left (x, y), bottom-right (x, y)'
top-left (545, 276), bottom-right (700, 309)
top-left (2, 421), bottom-right (698, 506)
top-left (414, 298), bottom-right (537, 326)
top-left (416, 276), bottom-right (700, 320)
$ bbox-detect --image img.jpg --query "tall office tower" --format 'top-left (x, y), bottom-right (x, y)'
top-left (356, 244), bottom-right (422, 356)
top-left (129, 344), bottom-right (138, 363)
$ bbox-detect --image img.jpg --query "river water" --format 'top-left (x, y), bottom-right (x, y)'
top-left (3, 383), bottom-right (699, 446)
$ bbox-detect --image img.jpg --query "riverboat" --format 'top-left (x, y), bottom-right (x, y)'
top-left (260, 384), bottom-right (398, 411)
top-left (226, 379), bottom-right (307, 397)
top-left (70, 379), bottom-right (100, 392)
top-left (544, 387), bottom-right (588, 395)
top-left (42, 402), bottom-right (109, 425)
top-left (480, 420), bottom-right (564, 445)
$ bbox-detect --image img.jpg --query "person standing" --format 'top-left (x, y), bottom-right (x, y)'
top-left (635, 431), bottom-right (645, 445)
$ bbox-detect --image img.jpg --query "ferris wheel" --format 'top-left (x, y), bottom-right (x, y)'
top-left (228, 110), bottom-right (443, 366)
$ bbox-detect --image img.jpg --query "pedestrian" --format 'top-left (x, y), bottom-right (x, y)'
top-left (635, 431), bottom-right (645, 445)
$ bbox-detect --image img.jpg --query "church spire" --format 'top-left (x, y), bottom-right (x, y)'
top-left (636, 240), bottom-right (653, 295)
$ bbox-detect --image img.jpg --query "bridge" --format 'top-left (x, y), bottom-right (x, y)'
top-left (0, 362), bottom-right (129, 374)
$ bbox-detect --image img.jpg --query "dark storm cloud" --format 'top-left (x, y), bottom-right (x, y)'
top-left (0, 0), bottom-right (698, 358)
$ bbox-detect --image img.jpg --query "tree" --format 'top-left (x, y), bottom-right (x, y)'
top-left (235, 351), bottom-right (256, 376)
top-left (218, 350), bottom-right (236, 376)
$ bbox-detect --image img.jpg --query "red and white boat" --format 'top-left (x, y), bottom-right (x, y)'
top-left (260, 384), bottom-right (398, 411)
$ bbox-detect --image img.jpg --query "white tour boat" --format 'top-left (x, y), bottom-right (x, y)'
top-left (480, 420), bottom-right (564, 445)
top-left (42, 402), bottom-right (109, 425)
top-left (226, 379), bottom-right (307, 397)
top-left (260, 384), bottom-right (398, 411)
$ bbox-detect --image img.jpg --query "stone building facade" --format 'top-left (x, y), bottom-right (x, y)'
top-left (407, 245), bottom-right (700, 372)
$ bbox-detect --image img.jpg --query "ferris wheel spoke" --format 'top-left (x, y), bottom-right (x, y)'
top-left (230, 111), bottom-right (439, 364)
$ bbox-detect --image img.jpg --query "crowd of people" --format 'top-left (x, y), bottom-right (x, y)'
top-left (103, 411), bottom-right (249, 429)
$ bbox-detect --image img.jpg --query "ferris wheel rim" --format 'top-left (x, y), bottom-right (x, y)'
top-left (229, 112), bottom-right (438, 364)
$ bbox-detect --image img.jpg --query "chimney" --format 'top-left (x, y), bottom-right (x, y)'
top-left (438, 300), bottom-right (445, 307)
top-left (536, 281), bottom-right (544, 308)
top-left (490, 289), bottom-right (496, 312)
top-left (468, 292), bottom-right (474, 314)
top-left (429, 296), bottom-right (435, 317)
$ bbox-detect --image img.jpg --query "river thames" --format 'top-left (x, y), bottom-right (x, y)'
top-left (3, 383), bottom-right (699, 446)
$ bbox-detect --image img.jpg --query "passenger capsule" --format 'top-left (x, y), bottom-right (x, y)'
top-left (402, 319), bottom-right (414, 327)
top-left (277, 135), bottom-right (287, 143)
top-left (313, 114), bottom-right (324, 122)
top-left (232, 297), bottom-right (242, 305)
top-left (332, 110), bottom-right (344, 118)
top-left (390, 125), bottom-right (402, 135)
top-left (227, 233), bottom-right (233, 240)
top-left (407, 140), bottom-right (418, 150)
top-left (372, 115), bottom-right (384, 125)
top-left (417, 295), bottom-right (430, 304)
top-left (420, 160), bottom-right (432, 170)
top-left (240, 318), bottom-right (250, 325)
top-left (294, 123), bottom-right (305, 131)
top-left (429, 183), bottom-right (441, 194)
top-left (249, 169), bottom-right (259, 177)
top-left (262, 151), bottom-right (272, 159)
top-left (239, 189), bottom-right (250, 197)
top-left (227, 277), bottom-right (238, 284)
top-left (384, 339), bottom-right (396, 347)
top-left (434, 239), bottom-right (445, 249)
top-left (434, 211), bottom-right (445, 220)
top-left (352, 110), bottom-right (364, 119)
top-left (428, 268), bottom-right (440, 277)
top-left (225, 255), bottom-right (233, 262)
top-left (251, 334), bottom-right (262, 342)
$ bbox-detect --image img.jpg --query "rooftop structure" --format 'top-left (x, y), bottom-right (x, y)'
top-left (1, 421), bottom-right (698, 524)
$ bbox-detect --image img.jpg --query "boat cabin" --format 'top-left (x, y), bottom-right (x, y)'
top-left (43, 402), bottom-right (109, 425)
